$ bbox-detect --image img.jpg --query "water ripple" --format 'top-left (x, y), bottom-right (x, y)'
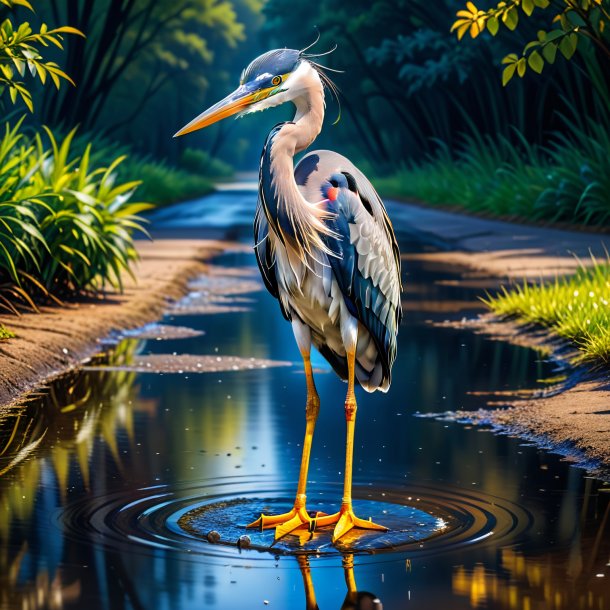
top-left (57, 475), bottom-right (534, 564)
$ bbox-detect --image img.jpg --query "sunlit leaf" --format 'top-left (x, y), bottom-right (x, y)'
top-left (528, 50), bottom-right (544, 73)
top-left (522, 0), bottom-right (534, 16)
top-left (502, 63), bottom-right (516, 85)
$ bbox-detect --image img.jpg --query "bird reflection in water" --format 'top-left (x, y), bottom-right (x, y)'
top-left (297, 554), bottom-right (383, 610)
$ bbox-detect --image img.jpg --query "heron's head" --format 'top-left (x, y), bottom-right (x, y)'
top-left (174, 46), bottom-right (338, 137)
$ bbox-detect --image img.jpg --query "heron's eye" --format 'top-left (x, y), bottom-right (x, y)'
top-left (271, 75), bottom-right (282, 86)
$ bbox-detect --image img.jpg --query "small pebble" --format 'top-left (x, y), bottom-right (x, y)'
top-left (238, 535), bottom-right (251, 548)
top-left (206, 530), bottom-right (220, 543)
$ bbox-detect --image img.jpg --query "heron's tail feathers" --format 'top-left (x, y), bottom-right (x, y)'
top-left (317, 344), bottom-right (391, 393)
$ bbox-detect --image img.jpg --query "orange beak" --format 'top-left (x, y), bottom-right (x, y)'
top-left (173, 85), bottom-right (274, 137)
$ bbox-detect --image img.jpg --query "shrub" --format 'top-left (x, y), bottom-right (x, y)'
top-left (179, 148), bottom-right (233, 178)
top-left (376, 117), bottom-right (610, 226)
top-left (121, 156), bottom-right (214, 206)
top-left (0, 119), bottom-right (150, 310)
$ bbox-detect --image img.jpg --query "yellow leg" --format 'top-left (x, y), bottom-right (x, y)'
top-left (247, 354), bottom-right (326, 539)
top-left (314, 349), bottom-right (388, 542)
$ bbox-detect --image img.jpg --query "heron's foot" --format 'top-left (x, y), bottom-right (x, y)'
top-left (246, 499), bottom-right (328, 541)
top-left (313, 503), bottom-right (388, 543)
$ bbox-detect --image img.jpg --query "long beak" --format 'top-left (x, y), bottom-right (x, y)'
top-left (173, 85), bottom-right (271, 137)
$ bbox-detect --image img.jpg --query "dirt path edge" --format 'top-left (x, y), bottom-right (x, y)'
top-left (0, 239), bottom-right (235, 410)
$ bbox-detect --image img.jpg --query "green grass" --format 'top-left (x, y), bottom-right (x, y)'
top-left (375, 117), bottom-right (610, 227)
top-left (0, 323), bottom-right (14, 340)
top-left (485, 262), bottom-right (610, 364)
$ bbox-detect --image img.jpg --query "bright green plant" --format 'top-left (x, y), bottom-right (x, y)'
top-left (0, 322), bottom-right (14, 339)
top-left (0, 120), bottom-right (151, 309)
top-left (0, 1), bottom-right (83, 110)
top-left (30, 128), bottom-right (151, 293)
top-left (451, 0), bottom-right (610, 84)
top-left (486, 260), bottom-right (610, 363)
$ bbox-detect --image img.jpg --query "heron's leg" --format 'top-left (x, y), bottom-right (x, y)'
top-left (247, 322), bottom-right (326, 539)
top-left (317, 347), bottom-right (387, 542)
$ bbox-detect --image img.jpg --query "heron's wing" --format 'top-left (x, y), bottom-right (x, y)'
top-left (253, 198), bottom-right (291, 321)
top-left (295, 150), bottom-right (402, 309)
top-left (295, 151), bottom-right (402, 379)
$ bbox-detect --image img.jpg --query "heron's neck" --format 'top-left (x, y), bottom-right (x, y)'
top-left (291, 82), bottom-right (325, 153)
top-left (259, 73), bottom-right (332, 255)
top-left (266, 74), bottom-right (325, 207)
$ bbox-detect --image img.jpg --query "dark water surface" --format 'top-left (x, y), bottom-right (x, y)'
top-left (1, 193), bottom-right (609, 609)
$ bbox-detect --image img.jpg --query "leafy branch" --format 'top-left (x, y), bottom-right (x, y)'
top-left (451, 0), bottom-right (610, 84)
top-left (0, 6), bottom-right (84, 111)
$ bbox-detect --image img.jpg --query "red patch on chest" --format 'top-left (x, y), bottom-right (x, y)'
top-left (327, 186), bottom-right (339, 201)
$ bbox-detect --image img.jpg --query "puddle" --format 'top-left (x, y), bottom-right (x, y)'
top-left (85, 354), bottom-right (292, 374)
top-left (58, 477), bottom-right (532, 559)
top-left (118, 323), bottom-right (205, 341)
top-left (0, 203), bottom-right (608, 610)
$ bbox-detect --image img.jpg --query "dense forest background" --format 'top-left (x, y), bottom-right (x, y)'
top-left (0, 0), bottom-right (608, 314)
top-left (8, 0), bottom-right (608, 177)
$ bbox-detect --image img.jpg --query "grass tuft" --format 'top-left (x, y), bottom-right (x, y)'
top-left (0, 323), bottom-right (14, 340)
top-left (485, 261), bottom-right (610, 364)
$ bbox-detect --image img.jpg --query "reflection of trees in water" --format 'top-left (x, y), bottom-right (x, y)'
top-left (0, 542), bottom-right (81, 610)
top-left (0, 340), bottom-right (142, 609)
top-left (452, 481), bottom-right (610, 609)
top-left (0, 340), bottom-right (141, 512)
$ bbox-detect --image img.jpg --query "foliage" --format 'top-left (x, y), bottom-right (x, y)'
top-left (179, 147), bottom-right (233, 178)
top-left (0, 2), bottom-right (83, 111)
top-left (367, 29), bottom-right (477, 95)
top-left (0, 322), bottom-right (14, 339)
top-left (375, 115), bottom-right (610, 225)
top-left (121, 156), bottom-right (215, 206)
top-left (451, 0), bottom-right (610, 84)
top-left (264, 0), bottom-right (597, 171)
top-left (0, 119), bottom-right (150, 311)
top-left (486, 261), bottom-right (610, 364)
top-left (37, 0), bottom-right (261, 145)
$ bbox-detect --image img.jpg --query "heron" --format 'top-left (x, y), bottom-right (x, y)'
top-left (174, 44), bottom-right (402, 543)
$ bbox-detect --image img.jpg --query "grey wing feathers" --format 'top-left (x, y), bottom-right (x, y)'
top-left (295, 150), bottom-right (402, 384)
top-left (296, 150), bottom-right (402, 315)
